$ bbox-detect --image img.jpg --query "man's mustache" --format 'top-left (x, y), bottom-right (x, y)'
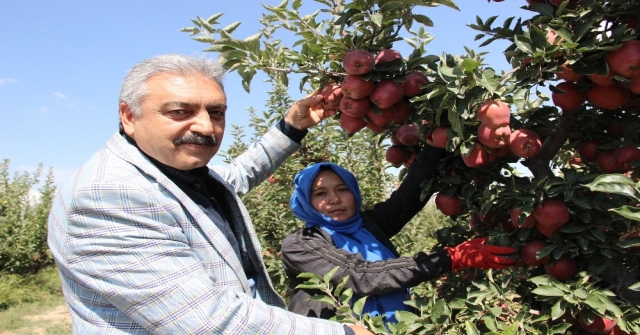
top-left (173, 133), bottom-right (219, 147)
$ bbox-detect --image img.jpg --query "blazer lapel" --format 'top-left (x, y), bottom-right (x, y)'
top-left (106, 133), bottom-right (250, 292)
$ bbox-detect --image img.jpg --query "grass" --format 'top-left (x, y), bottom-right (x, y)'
top-left (0, 266), bottom-right (71, 334)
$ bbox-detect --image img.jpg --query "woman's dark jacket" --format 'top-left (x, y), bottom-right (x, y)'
top-left (281, 146), bottom-right (451, 319)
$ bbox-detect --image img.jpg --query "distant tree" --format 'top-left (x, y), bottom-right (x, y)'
top-left (0, 159), bottom-right (55, 274)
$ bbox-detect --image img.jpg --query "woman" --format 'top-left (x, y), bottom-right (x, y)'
top-left (282, 145), bottom-right (516, 323)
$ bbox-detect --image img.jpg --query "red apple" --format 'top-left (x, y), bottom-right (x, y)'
top-left (267, 175), bottom-right (280, 184)
top-left (614, 145), bottom-right (640, 171)
top-left (462, 142), bottom-right (496, 168)
top-left (385, 145), bottom-right (409, 166)
top-left (605, 40), bottom-right (640, 78)
top-left (577, 140), bottom-right (600, 162)
top-left (547, 30), bottom-right (564, 45)
top-left (396, 124), bottom-right (421, 146)
top-left (370, 79), bottom-right (404, 109)
top-left (533, 200), bottom-right (569, 232)
top-left (609, 324), bottom-right (635, 335)
top-left (537, 223), bottom-right (559, 238)
top-left (343, 50), bottom-right (375, 75)
top-left (545, 257), bottom-right (577, 281)
top-left (597, 151), bottom-right (623, 173)
top-left (477, 100), bottom-right (511, 129)
top-left (589, 71), bottom-right (616, 87)
top-left (365, 120), bottom-right (386, 133)
top-left (340, 96), bottom-right (370, 117)
top-left (403, 151), bottom-right (417, 169)
top-left (403, 71), bottom-right (430, 97)
top-left (391, 99), bottom-right (413, 124)
top-left (568, 156), bottom-right (583, 166)
top-left (587, 82), bottom-right (630, 110)
top-left (339, 113), bottom-right (366, 134)
top-left (520, 240), bottom-right (549, 266)
top-left (578, 313), bottom-right (617, 334)
top-left (478, 124), bottom-right (511, 148)
top-left (630, 75), bottom-right (640, 94)
top-left (374, 49), bottom-right (402, 65)
top-left (435, 193), bottom-right (462, 217)
top-left (366, 108), bottom-right (395, 127)
top-left (320, 83), bottom-right (343, 110)
top-left (511, 207), bottom-right (536, 229)
top-left (552, 81), bottom-right (586, 110)
top-left (526, 0), bottom-right (546, 4)
top-left (556, 63), bottom-right (583, 82)
top-left (426, 126), bottom-right (450, 149)
top-left (341, 74), bottom-right (376, 99)
top-left (509, 129), bottom-right (542, 158)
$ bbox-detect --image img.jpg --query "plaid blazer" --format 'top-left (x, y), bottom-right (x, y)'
top-left (47, 127), bottom-right (344, 335)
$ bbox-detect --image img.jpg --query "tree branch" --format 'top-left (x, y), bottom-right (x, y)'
top-left (522, 108), bottom-right (582, 179)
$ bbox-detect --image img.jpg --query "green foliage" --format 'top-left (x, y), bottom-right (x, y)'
top-left (0, 160), bottom-right (55, 275)
top-left (186, 0), bottom-right (640, 333)
top-left (0, 265), bottom-right (62, 310)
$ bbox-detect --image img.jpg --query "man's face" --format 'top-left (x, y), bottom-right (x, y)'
top-left (120, 72), bottom-right (227, 170)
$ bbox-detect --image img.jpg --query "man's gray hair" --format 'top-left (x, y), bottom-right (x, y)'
top-left (119, 54), bottom-right (226, 116)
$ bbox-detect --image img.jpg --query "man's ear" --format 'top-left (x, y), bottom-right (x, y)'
top-left (119, 102), bottom-right (136, 137)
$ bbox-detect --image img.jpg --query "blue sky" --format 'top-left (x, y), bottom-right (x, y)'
top-left (0, 0), bottom-right (532, 188)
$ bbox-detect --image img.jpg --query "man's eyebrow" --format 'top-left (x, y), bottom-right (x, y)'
top-left (158, 101), bottom-right (228, 111)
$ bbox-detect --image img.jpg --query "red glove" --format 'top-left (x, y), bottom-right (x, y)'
top-left (444, 237), bottom-right (517, 271)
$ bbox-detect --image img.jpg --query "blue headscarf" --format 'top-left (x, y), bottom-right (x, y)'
top-left (290, 162), bottom-right (409, 322)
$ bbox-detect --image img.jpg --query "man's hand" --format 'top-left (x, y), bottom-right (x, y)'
top-left (284, 92), bottom-right (332, 130)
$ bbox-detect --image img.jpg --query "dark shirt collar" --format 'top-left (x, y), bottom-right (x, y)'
top-left (122, 133), bottom-right (210, 186)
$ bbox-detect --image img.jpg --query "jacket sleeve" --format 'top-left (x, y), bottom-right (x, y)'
top-left (366, 145), bottom-right (446, 238)
top-left (281, 227), bottom-right (451, 297)
top-left (212, 125), bottom-right (301, 196)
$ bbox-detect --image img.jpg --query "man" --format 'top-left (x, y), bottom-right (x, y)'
top-left (48, 54), bottom-right (371, 335)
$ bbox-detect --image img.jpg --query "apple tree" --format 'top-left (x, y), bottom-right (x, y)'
top-left (183, 0), bottom-right (640, 333)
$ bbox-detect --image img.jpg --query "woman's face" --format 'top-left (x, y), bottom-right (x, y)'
top-left (310, 170), bottom-right (356, 221)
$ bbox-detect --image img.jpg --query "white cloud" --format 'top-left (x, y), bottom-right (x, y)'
top-left (0, 78), bottom-right (17, 84)
top-left (53, 92), bottom-right (67, 99)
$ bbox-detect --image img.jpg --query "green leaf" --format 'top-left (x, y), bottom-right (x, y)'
top-left (584, 174), bottom-right (639, 200)
top-left (430, 299), bottom-right (451, 323)
top-left (461, 58), bottom-right (480, 73)
top-left (369, 12), bottom-right (383, 27)
top-left (532, 286), bottom-right (566, 297)
top-left (412, 14), bottom-right (433, 27)
top-left (353, 297), bottom-right (367, 315)
top-left (479, 68), bottom-right (498, 95)
top-left (465, 321), bottom-right (481, 335)
top-left (502, 323), bottom-right (519, 335)
top-left (514, 35), bottom-right (534, 54)
top-left (610, 206), bottom-right (640, 221)
top-left (323, 266), bottom-right (339, 284)
top-left (584, 294), bottom-right (607, 314)
top-left (308, 295), bottom-right (336, 306)
top-left (551, 300), bottom-right (567, 320)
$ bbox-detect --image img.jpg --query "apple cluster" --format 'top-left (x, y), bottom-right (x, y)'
top-left (549, 40), bottom-right (640, 176)
top-left (317, 49), bottom-right (431, 168)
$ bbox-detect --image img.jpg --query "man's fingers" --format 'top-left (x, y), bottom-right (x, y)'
top-left (296, 92), bottom-right (323, 107)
